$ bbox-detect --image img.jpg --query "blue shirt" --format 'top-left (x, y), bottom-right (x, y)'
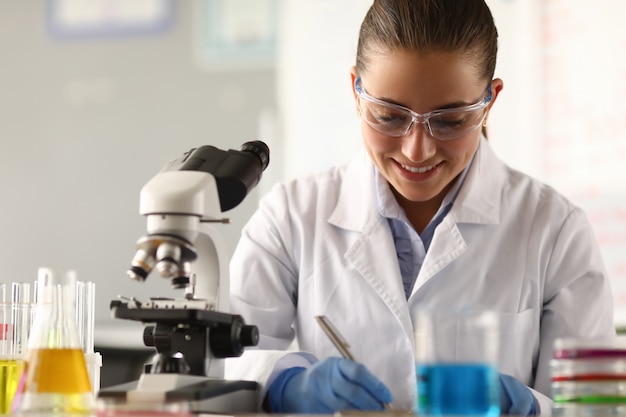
top-left (375, 158), bottom-right (473, 299)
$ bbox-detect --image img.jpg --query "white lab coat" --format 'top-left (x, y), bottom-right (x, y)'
top-left (227, 138), bottom-right (615, 413)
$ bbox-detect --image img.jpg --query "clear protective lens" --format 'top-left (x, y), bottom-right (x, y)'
top-left (428, 108), bottom-right (487, 141)
top-left (361, 101), bottom-right (413, 136)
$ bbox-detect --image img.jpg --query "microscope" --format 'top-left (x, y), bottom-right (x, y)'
top-left (98, 141), bottom-right (269, 414)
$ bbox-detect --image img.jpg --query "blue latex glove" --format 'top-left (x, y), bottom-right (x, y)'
top-left (267, 357), bottom-right (393, 413)
top-left (499, 373), bottom-right (537, 416)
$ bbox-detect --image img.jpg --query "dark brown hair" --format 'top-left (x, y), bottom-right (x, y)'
top-left (356, 0), bottom-right (498, 82)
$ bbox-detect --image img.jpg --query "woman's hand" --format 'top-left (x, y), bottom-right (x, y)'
top-left (499, 373), bottom-right (537, 416)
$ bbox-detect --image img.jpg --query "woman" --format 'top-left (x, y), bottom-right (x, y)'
top-left (226, 0), bottom-right (615, 414)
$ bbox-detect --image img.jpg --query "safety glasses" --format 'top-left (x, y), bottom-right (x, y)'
top-left (355, 77), bottom-right (492, 141)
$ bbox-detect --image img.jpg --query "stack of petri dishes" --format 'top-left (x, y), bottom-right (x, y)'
top-left (551, 337), bottom-right (626, 416)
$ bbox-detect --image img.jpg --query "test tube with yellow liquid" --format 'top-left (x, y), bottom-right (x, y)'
top-left (0, 357), bottom-right (24, 413)
top-left (0, 283), bottom-right (32, 415)
top-left (13, 268), bottom-right (94, 415)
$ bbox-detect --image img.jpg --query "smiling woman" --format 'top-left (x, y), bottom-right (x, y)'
top-left (278, 3), bottom-right (626, 327)
top-left (227, 0), bottom-right (615, 415)
top-left (350, 46), bottom-right (503, 233)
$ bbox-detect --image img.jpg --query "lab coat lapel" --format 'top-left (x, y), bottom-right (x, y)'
top-left (415, 139), bottom-right (504, 288)
top-left (345, 217), bottom-right (409, 325)
top-left (328, 152), bottom-right (414, 341)
top-left (416, 216), bottom-right (467, 285)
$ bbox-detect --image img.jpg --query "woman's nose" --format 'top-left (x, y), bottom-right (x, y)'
top-left (401, 122), bottom-right (437, 162)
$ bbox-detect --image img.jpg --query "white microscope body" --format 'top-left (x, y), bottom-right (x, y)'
top-left (99, 142), bottom-right (269, 413)
top-left (138, 170), bottom-right (230, 375)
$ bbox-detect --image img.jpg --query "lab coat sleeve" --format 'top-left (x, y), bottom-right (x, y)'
top-left (534, 207), bottom-right (615, 402)
top-left (227, 183), bottom-right (317, 407)
top-left (229, 182), bottom-right (300, 348)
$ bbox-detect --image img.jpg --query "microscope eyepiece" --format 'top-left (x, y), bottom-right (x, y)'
top-left (160, 141), bottom-right (270, 212)
top-left (240, 140), bottom-right (270, 171)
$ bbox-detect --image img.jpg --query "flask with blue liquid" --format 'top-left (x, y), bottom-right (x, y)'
top-left (414, 308), bottom-right (500, 417)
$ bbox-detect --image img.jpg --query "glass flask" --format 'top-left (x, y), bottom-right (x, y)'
top-left (13, 268), bottom-right (94, 415)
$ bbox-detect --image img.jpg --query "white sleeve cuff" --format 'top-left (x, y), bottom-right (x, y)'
top-left (529, 387), bottom-right (552, 416)
top-left (264, 352), bottom-right (318, 395)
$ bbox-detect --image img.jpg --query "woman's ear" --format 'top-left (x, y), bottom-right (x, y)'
top-left (487, 78), bottom-right (504, 111)
top-left (483, 77), bottom-right (503, 129)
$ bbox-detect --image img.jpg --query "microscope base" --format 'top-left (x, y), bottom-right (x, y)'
top-left (98, 375), bottom-right (259, 414)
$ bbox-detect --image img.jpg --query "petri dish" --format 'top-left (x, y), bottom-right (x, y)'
top-left (553, 402), bottom-right (626, 416)
top-left (552, 380), bottom-right (626, 403)
top-left (554, 337), bottom-right (626, 359)
top-left (551, 358), bottom-right (626, 381)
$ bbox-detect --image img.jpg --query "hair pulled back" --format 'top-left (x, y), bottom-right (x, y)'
top-left (356, 0), bottom-right (498, 81)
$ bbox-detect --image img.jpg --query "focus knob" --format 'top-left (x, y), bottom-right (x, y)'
top-left (240, 325), bottom-right (259, 347)
top-left (209, 316), bottom-right (259, 358)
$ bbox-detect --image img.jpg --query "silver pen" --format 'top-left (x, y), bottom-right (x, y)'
top-left (315, 315), bottom-right (393, 411)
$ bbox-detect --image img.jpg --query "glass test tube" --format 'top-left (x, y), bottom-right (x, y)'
top-left (75, 281), bottom-right (95, 354)
top-left (0, 284), bottom-right (6, 355)
top-left (10, 282), bottom-right (32, 357)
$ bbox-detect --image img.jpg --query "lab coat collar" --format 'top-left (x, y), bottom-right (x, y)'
top-left (327, 150), bottom-right (377, 232)
top-left (328, 137), bottom-right (505, 232)
top-left (450, 138), bottom-right (505, 225)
